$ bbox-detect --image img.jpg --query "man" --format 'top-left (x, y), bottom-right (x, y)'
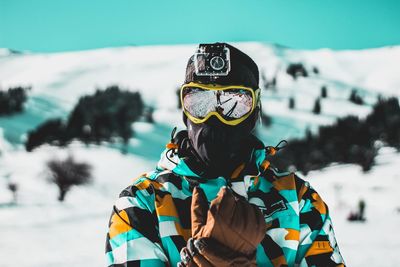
top-left (105, 43), bottom-right (345, 266)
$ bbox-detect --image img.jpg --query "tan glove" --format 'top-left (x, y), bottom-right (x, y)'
top-left (179, 186), bottom-right (267, 267)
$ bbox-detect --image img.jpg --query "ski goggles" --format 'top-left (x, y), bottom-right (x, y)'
top-left (180, 82), bottom-right (260, 126)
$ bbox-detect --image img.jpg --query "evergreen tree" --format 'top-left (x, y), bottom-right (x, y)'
top-left (0, 86), bottom-right (30, 115)
top-left (321, 86), bottom-right (328, 98)
top-left (286, 63), bottom-right (308, 79)
top-left (26, 119), bottom-right (67, 152)
top-left (349, 89), bottom-right (364, 105)
top-left (312, 98), bottom-right (321, 114)
top-left (25, 85), bottom-right (144, 151)
top-left (270, 98), bottom-right (400, 174)
top-left (289, 97), bottom-right (295, 109)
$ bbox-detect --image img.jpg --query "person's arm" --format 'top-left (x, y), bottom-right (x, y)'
top-left (105, 178), bottom-right (169, 267)
top-left (295, 176), bottom-right (345, 266)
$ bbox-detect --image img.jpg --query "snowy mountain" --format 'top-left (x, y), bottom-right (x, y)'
top-left (0, 43), bottom-right (399, 267)
top-left (1, 42), bottom-right (399, 146)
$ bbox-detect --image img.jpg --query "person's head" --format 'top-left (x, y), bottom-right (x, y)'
top-left (179, 43), bottom-right (262, 177)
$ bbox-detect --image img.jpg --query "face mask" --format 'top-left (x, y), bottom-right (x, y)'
top-left (186, 115), bottom-right (256, 177)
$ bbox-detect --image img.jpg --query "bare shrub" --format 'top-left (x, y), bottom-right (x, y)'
top-left (7, 182), bottom-right (18, 203)
top-left (47, 156), bottom-right (92, 202)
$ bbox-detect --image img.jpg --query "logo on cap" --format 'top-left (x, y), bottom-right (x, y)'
top-left (210, 56), bottom-right (225, 71)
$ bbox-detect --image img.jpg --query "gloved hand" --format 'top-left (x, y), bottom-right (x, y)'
top-left (179, 237), bottom-right (256, 267)
top-left (179, 186), bottom-right (266, 267)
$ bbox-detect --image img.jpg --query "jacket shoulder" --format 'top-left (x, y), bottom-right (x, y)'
top-left (261, 167), bottom-right (312, 202)
top-left (117, 172), bottom-right (160, 198)
top-left (119, 169), bottom-right (184, 198)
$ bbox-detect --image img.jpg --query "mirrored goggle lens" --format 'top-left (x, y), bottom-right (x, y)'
top-left (182, 87), bottom-right (254, 120)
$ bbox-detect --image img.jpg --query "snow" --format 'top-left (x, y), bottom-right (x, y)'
top-left (0, 142), bottom-right (156, 267)
top-left (305, 147), bottom-right (400, 267)
top-left (283, 46), bottom-right (400, 97)
top-left (0, 42), bottom-right (399, 266)
top-left (0, 48), bottom-right (11, 57)
top-left (0, 128), bottom-right (12, 153)
top-left (1, 42), bottom-right (399, 145)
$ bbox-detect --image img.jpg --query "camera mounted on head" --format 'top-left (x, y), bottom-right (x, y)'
top-left (194, 43), bottom-right (231, 78)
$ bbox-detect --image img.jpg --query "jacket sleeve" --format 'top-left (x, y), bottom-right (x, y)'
top-left (105, 178), bottom-right (168, 267)
top-left (295, 176), bottom-right (345, 267)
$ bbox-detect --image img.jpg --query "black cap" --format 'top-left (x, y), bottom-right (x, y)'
top-left (184, 43), bottom-right (259, 89)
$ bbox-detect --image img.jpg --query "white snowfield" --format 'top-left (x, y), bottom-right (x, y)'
top-left (0, 43), bottom-right (399, 266)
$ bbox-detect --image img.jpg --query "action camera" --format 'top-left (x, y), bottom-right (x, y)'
top-left (194, 43), bottom-right (231, 77)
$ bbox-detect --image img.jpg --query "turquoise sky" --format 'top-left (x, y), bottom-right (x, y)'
top-left (0, 0), bottom-right (399, 52)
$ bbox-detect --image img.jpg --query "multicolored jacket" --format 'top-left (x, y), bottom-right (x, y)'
top-left (105, 146), bottom-right (345, 266)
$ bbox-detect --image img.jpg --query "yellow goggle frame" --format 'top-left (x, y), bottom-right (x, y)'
top-left (180, 82), bottom-right (260, 126)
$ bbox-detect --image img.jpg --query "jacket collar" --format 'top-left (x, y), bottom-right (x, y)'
top-left (157, 143), bottom-right (267, 180)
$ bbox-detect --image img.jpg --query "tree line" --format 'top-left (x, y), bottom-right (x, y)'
top-left (271, 97), bottom-right (400, 174)
top-left (0, 86), bottom-right (30, 115)
top-left (26, 85), bottom-right (144, 151)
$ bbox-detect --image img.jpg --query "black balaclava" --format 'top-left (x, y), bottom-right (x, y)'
top-left (180, 43), bottom-right (262, 178)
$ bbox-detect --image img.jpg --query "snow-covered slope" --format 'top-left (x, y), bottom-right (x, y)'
top-left (0, 48), bottom-right (11, 57)
top-left (306, 147), bottom-right (400, 267)
top-left (1, 42), bottom-right (399, 146)
top-left (0, 141), bottom-right (155, 267)
top-left (2, 43), bottom-right (398, 104)
top-left (0, 43), bottom-right (399, 267)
